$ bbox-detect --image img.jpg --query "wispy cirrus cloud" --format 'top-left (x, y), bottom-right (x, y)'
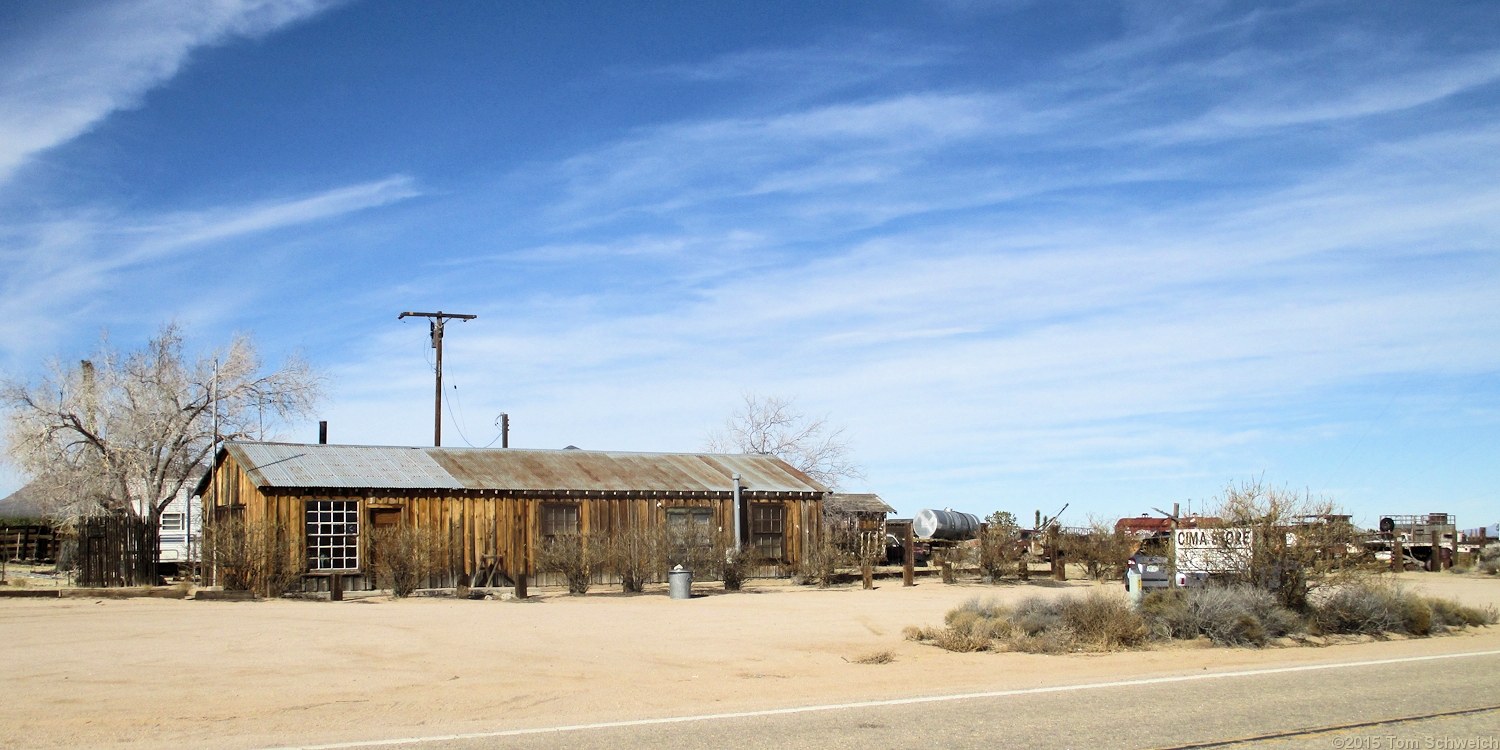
top-left (0, 175), bottom-right (419, 364)
top-left (0, 0), bottom-right (342, 186)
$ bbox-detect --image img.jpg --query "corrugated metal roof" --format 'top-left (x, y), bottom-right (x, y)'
top-left (826, 493), bottom-right (895, 514)
top-left (218, 442), bottom-right (828, 495)
top-left (226, 443), bottom-right (461, 490)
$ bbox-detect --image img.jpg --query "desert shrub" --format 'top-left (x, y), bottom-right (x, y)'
top-left (602, 525), bottom-right (667, 593)
top-left (1071, 520), bottom-right (1135, 581)
top-left (921, 592), bottom-right (1147, 654)
top-left (1140, 585), bottom-right (1302, 646)
top-left (1009, 596), bottom-right (1065, 636)
top-left (903, 625), bottom-right (937, 642)
top-left (536, 532), bottom-right (595, 595)
top-left (948, 596), bottom-right (1006, 621)
top-left (1306, 580), bottom-right (1493, 636)
top-left (1007, 630), bottom-right (1079, 655)
top-left (1478, 547), bottom-right (1500, 576)
top-left (797, 530), bottom-right (850, 588)
top-left (932, 628), bottom-right (992, 652)
top-left (1427, 598), bottom-right (1497, 629)
top-left (1060, 591), bottom-right (1149, 649)
top-left (1210, 480), bottom-right (1365, 610)
top-left (979, 514), bottom-right (1021, 582)
top-left (371, 523), bottom-right (447, 597)
top-left (665, 523), bottom-right (720, 580)
top-left (944, 597), bottom-right (1013, 641)
top-left (206, 514), bottom-right (303, 597)
top-left (933, 546), bottom-right (965, 584)
top-left (718, 544), bottom-right (756, 591)
top-left (1310, 580), bottom-right (1411, 635)
top-left (852, 650), bottom-right (894, 664)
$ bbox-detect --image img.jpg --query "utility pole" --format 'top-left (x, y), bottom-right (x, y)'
top-left (398, 310), bottom-right (477, 446)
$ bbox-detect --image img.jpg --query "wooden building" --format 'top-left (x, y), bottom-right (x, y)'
top-left (195, 442), bottom-right (829, 592)
top-left (825, 493), bottom-right (895, 561)
top-left (0, 485), bottom-right (62, 563)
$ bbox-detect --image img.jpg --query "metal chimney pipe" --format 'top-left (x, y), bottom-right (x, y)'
top-left (732, 473), bottom-right (743, 552)
top-left (318, 421), bottom-right (328, 445)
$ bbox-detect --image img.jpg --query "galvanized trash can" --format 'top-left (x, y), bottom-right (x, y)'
top-left (668, 566), bottom-right (693, 600)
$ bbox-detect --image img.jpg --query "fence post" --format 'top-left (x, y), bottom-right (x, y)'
top-left (902, 522), bottom-right (915, 587)
top-left (1050, 524), bottom-right (1066, 581)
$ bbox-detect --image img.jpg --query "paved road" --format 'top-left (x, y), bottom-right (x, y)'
top-left (278, 649), bottom-right (1500, 750)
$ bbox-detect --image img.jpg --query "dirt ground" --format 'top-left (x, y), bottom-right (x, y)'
top-left (1, 571), bottom-right (1496, 749)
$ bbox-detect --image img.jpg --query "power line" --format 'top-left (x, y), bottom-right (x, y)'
top-left (397, 310), bottom-right (476, 447)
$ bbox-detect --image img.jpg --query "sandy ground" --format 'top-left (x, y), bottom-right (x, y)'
top-left (1, 571), bottom-right (1497, 749)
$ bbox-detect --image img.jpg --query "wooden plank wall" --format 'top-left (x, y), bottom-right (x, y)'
top-left (202, 455), bottom-right (823, 592)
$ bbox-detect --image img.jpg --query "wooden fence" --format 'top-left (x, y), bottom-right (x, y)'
top-left (78, 514), bottom-right (158, 587)
top-left (1, 524), bottom-right (60, 563)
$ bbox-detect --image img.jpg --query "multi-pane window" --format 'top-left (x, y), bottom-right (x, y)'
top-left (306, 500), bottom-right (359, 571)
top-left (541, 503), bottom-right (580, 539)
top-left (159, 513), bottom-right (183, 532)
top-left (750, 504), bottom-right (785, 561)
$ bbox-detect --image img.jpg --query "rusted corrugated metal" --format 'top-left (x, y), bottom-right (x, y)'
top-left (429, 447), bottom-right (831, 494)
top-left (218, 442), bottom-right (827, 495)
top-left (826, 493), bottom-right (895, 515)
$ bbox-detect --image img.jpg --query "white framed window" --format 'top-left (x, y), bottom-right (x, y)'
top-left (306, 500), bottom-right (359, 571)
top-left (159, 513), bottom-right (184, 532)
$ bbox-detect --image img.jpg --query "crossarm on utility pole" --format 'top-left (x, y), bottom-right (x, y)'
top-left (398, 311), bottom-right (477, 447)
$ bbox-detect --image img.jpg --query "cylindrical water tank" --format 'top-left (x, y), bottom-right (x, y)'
top-left (912, 508), bottom-right (980, 541)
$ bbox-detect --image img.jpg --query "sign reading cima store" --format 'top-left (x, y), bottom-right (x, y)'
top-left (1174, 527), bottom-right (1254, 573)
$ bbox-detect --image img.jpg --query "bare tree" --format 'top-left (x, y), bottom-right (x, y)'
top-left (704, 393), bottom-right (863, 489)
top-left (1209, 479), bottom-right (1366, 611)
top-left (2, 324), bottom-right (321, 525)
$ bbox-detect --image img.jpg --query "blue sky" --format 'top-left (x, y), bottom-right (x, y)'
top-left (2, 0), bottom-right (1498, 529)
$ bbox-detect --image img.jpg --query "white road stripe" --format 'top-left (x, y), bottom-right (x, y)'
top-left (269, 648), bottom-right (1500, 749)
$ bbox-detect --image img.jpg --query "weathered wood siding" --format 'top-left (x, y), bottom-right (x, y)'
top-left (201, 454), bottom-right (822, 592)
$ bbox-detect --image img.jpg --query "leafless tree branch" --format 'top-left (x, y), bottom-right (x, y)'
top-left (2, 324), bottom-right (323, 524)
top-left (704, 392), bottom-right (863, 490)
